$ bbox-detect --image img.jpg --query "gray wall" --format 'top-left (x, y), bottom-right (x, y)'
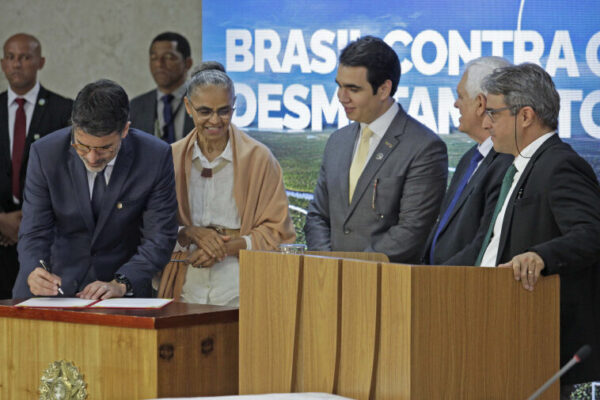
top-left (0, 0), bottom-right (202, 100)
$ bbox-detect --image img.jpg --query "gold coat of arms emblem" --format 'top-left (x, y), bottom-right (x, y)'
top-left (39, 360), bottom-right (87, 400)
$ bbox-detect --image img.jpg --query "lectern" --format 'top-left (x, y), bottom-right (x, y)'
top-left (0, 300), bottom-right (238, 399)
top-left (239, 251), bottom-right (560, 399)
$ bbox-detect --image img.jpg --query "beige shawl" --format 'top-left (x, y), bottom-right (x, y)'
top-left (158, 124), bottom-right (296, 298)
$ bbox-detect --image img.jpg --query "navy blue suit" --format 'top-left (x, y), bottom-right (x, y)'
top-left (423, 145), bottom-right (513, 265)
top-left (12, 127), bottom-right (178, 298)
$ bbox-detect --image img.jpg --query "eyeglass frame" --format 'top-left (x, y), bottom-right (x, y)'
top-left (484, 104), bottom-right (530, 123)
top-left (187, 100), bottom-right (236, 121)
top-left (70, 130), bottom-right (122, 155)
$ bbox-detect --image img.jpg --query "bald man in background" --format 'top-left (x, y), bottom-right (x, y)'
top-left (0, 33), bottom-right (72, 298)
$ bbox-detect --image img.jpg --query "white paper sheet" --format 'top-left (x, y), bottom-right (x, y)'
top-left (90, 298), bottom-right (172, 309)
top-left (150, 393), bottom-right (355, 400)
top-left (15, 297), bottom-right (97, 308)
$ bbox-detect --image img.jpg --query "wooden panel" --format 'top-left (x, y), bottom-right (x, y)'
top-left (0, 300), bottom-right (238, 329)
top-left (306, 251), bottom-right (389, 262)
top-left (239, 250), bottom-right (302, 394)
top-left (0, 318), bottom-right (158, 399)
top-left (410, 266), bottom-right (559, 400)
top-left (374, 263), bottom-right (412, 400)
top-left (157, 321), bottom-right (238, 397)
top-left (335, 259), bottom-right (380, 400)
top-left (293, 255), bottom-right (341, 393)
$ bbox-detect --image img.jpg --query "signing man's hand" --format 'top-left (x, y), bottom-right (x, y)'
top-left (76, 280), bottom-right (126, 299)
top-left (27, 267), bottom-right (62, 296)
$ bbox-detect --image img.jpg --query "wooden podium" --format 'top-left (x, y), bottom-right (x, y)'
top-left (0, 300), bottom-right (238, 399)
top-left (239, 251), bottom-right (560, 400)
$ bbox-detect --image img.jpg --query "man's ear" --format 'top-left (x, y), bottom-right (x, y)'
top-left (475, 93), bottom-right (486, 117)
top-left (185, 57), bottom-right (193, 72)
top-left (121, 121), bottom-right (131, 139)
top-left (520, 106), bottom-right (537, 128)
top-left (378, 79), bottom-right (392, 100)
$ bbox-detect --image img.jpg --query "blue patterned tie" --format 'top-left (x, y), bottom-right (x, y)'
top-left (475, 164), bottom-right (517, 266)
top-left (429, 149), bottom-right (483, 264)
top-left (91, 168), bottom-right (106, 222)
top-left (161, 94), bottom-right (175, 144)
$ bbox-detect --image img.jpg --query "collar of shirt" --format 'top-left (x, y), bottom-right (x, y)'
top-left (514, 131), bottom-right (556, 173)
top-left (478, 136), bottom-right (494, 158)
top-left (156, 83), bottom-right (187, 102)
top-left (192, 138), bottom-right (234, 167)
top-left (359, 102), bottom-right (399, 140)
top-left (8, 81), bottom-right (40, 106)
top-left (86, 154), bottom-right (118, 197)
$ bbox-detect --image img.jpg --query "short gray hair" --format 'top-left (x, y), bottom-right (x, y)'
top-left (483, 63), bottom-right (560, 130)
top-left (463, 56), bottom-right (511, 98)
top-left (186, 61), bottom-right (234, 99)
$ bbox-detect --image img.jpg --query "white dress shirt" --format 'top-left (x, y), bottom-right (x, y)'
top-left (85, 157), bottom-right (117, 198)
top-left (7, 82), bottom-right (40, 157)
top-left (180, 139), bottom-right (251, 307)
top-left (351, 102), bottom-right (399, 167)
top-left (480, 131), bottom-right (556, 267)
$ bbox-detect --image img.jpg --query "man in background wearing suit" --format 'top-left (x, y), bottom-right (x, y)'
top-left (476, 63), bottom-right (600, 395)
top-left (13, 80), bottom-right (177, 299)
top-left (129, 32), bottom-right (194, 143)
top-left (304, 36), bottom-right (448, 263)
top-left (0, 33), bottom-right (72, 299)
top-left (423, 56), bottom-right (513, 266)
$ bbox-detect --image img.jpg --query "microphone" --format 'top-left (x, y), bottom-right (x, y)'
top-left (527, 345), bottom-right (592, 400)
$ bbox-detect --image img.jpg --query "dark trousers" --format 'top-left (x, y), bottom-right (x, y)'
top-left (0, 245), bottom-right (19, 299)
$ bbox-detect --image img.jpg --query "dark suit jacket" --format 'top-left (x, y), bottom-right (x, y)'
top-left (12, 128), bottom-right (178, 298)
top-left (495, 134), bottom-right (600, 384)
top-left (0, 86), bottom-right (72, 299)
top-left (129, 89), bottom-right (194, 139)
top-left (423, 145), bottom-right (513, 265)
top-left (304, 105), bottom-right (448, 263)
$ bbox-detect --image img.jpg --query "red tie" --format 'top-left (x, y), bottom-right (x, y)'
top-left (12, 98), bottom-right (27, 200)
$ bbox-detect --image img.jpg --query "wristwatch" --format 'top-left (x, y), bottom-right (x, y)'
top-left (114, 274), bottom-right (134, 297)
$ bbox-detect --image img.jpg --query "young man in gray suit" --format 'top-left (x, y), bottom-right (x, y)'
top-left (304, 36), bottom-right (448, 263)
top-left (129, 32), bottom-right (194, 143)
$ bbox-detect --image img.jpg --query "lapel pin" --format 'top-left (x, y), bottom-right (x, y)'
top-left (116, 202), bottom-right (123, 209)
top-left (375, 153), bottom-right (384, 160)
top-left (33, 134), bottom-right (40, 141)
top-left (38, 98), bottom-right (46, 106)
top-left (385, 141), bottom-right (393, 148)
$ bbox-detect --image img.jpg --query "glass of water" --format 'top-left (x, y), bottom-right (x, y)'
top-left (278, 243), bottom-right (307, 254)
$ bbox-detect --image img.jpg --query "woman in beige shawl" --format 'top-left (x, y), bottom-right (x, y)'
top-left (158, 63), bottom-right (295, 305)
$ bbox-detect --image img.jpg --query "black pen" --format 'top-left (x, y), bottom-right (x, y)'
top-left (39, 259), bottom-right (64, 295)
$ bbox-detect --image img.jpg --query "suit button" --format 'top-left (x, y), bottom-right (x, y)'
top-left (344, 229), bottom-right (351, 235)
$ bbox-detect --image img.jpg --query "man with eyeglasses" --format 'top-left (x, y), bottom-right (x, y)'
top-left (12, 79), bottom-right (178, 300)
top-left (476, 63), bottom-right (600, 393)
top-left (423, 56), bottom-right (513, 266)
top-left (130, 32), bottom-right (194, 143)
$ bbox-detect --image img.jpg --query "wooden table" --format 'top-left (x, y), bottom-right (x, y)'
top-left (0, 299), bottom-right (239, 399)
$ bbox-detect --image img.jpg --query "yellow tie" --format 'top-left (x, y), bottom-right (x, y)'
top-left (348, 126), bottom-right (374, 203)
